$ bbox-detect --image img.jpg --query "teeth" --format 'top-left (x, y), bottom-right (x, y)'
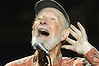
top-left (41, 30), bottom-right (48, 33)
top-left (41, 29), bottom-right (46, 31)
top-left (38, 28), bottom-right (48, 32)
top-left (38, 28), bottom-right (49, 36)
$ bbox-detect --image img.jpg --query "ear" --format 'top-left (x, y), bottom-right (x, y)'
top-left (61, 28), bottom-right (69, 41)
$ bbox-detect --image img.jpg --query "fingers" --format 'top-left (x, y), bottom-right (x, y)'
top-left (70, 24), bottom-right (82, 38)
top-left (66, 22), bottom-right (87, 44)
top-left (69, 28), bottom-right (78, 39)
top-left (69, 22), bottom-right (87, 40)
top-left (62, 45), bottom-right (75, 51)
top-left (63, 22), bottom-right (89, 54)
top-left (66, 37), bottom-right (76, 45)
top-left (77, 22), bottom-right (86, 34)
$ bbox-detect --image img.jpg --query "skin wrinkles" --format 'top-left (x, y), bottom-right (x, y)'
top-left (5, 1), bottom-right (99, 66)
top-left (32, 8), bottom-right (69, 51)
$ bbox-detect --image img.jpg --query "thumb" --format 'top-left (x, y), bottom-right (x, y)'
top-left (62, 45), bottom-right (74, 51)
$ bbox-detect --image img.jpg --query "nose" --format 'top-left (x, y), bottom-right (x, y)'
top-left (40, 18), bottom-right (47, 25)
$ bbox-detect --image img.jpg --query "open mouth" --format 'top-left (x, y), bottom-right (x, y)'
top-left (38, 28), bottom-right (49, 36)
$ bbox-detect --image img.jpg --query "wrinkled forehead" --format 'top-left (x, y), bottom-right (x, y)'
top-left (36, 8), bottom-right (67, 29)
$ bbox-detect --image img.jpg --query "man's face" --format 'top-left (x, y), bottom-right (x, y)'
top-left (32, 8), bottom-right (66, 50)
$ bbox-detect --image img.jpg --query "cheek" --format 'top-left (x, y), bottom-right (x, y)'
top-left (33, 22), bottom-right (39, 32)
top-left (32, 23), bottom-right (39, 37)
top-left (51, 24), bottom-right (62, 37)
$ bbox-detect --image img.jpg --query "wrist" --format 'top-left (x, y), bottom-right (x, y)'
top-left (82, 42), bottom-right (93, 55)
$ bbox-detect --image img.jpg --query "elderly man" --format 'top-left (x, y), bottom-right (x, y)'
top-left (5, 0), bottom-right (99, 66)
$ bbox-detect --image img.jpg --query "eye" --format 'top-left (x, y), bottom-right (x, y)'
top-left (36, 17), bottom-right (43, 21)
top-left (37, 18), bottom-right (42, 20)
top-left (50, 17), bottom-right (56, 21)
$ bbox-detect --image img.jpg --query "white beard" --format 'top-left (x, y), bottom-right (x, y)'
top-left (32, 34), bottom-right (61, 51)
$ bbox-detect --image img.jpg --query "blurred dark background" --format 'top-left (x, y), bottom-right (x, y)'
top-left (0, 0), bottom-right (99, 66)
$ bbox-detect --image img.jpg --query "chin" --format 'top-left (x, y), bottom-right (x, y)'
top-left (32, 32), bottom-right (61, 51)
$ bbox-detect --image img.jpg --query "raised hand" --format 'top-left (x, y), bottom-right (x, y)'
top-left (62, 22), bottom-right (93, 55)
